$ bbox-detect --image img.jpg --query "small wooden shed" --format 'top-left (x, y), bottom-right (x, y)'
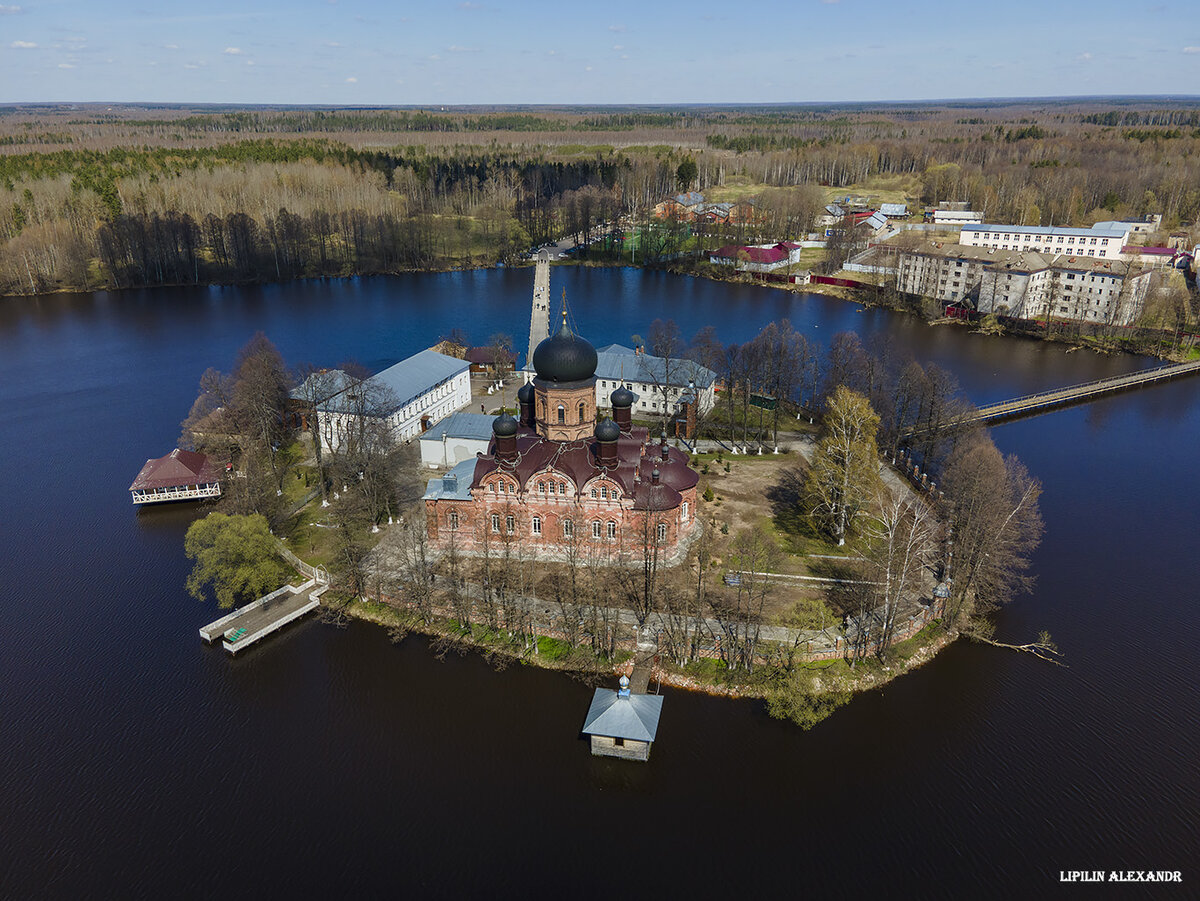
top-left (581, 676), bottom-right (663, 762)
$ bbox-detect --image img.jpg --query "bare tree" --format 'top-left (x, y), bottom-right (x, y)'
top-left (861, 488), bottom-right (938, 656)
top-left (941, 434), bottom-right (1044, 628)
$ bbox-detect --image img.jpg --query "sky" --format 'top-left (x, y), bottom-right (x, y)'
top-left (2, 0), bottom-right (1199, 105)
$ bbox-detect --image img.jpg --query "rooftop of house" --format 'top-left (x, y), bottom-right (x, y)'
top-left (964, 222), bottom-right (1130, 238)
top-left (319, 349), bottom-right (470, 415)
top-left (422, 457), bottom-right (478, 502)
top-left (582, 688), bottom-right (663, 742)
top-left (419, 412), bottom-right (498, 444)
top-left (130, 448), bottom-right (222, 491)
top-left (595, 345), bottom-right (716, 389)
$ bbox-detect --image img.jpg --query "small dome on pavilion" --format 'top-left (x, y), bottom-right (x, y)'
top-left (517, 381), bottom-right (535, 403)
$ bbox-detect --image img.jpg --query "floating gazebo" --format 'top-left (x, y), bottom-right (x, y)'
top-left (581, 675), bottom-right (663, 762)
top-left (129, 448), bottom-right (223, 505)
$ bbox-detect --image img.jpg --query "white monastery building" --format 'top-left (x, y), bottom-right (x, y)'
top-left (317, 349), bottom-right (471, 452)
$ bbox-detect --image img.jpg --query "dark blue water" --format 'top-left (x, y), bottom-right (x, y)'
top-left (1, 268), bottom-right (1195, 898)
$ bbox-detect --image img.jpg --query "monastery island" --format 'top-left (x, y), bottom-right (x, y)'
top-left (423, 307), bottom-right (700, 560)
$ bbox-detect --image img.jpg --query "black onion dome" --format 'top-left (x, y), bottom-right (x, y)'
top-left (610, 384), bottom-right (636, 407)
top-left (516, 381), bottom-right (535, 403)
top-left (533, 322), bottom-right (597, 383)
top-left (595, 418), bottom-right (620, 442)
top-left (492, 411), bottom-right (518, 437)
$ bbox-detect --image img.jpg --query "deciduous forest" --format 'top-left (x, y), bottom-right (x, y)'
top-left (2, 99), bottom-right (1199, 295)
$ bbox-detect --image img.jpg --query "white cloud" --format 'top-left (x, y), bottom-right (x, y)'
top-left (345, 76), bottom-right (357, 82)
top-left (1184, 46), bottom-right (1200, 54)
top-left (223, 46), bottom-right (243, 55)
top-left (612, 44), bottom-right (624, 51)
top-left (245, 60), bottom-right (255, 66)
top-left (10, 40), bottom-right (36, 48)
top-left (448, 45), bottom-right (478, 53)
top-left (585, 66), bottom-right (593, 71)
top-left (58, 62), bottom-right (75, 68)
top-left (1077, 52), bottom-right (1092, 61)
top-left (608, 24), bottom-right (626, 32)
top-left (0, 5), bottom-right (23, 14)
top-left (163, 43), bottom-right (179, 49)
top-left (324, 41), bottom-right (342, 47)
top-left (428, 53), bottom-right (441, 60)
top-left (458, 1), bottom-right (483, 8)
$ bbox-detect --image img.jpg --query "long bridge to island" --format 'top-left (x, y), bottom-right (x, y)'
top-left (912, 358), bottom-right (1200, 433)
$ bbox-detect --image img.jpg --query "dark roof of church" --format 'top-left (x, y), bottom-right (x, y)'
top-left (532, 321), bottom-right (598, 384)
top-left (470, 424), bottom-right (696, 509)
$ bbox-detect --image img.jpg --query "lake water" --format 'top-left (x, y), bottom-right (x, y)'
top-left (1, 268), bottom-right (1196, 898)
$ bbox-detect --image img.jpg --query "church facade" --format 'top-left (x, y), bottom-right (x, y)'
top-left (423, 312), bottom-right (700, 558)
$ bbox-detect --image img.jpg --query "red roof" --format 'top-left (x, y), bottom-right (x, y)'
top-left (713, 244), bottom-right (786, 264)
top-left (1123, 245), bottom-right (1176, 256)
top-left (130, 449), bottom-right (222, 491)
top-left (471, 425), bottom-right (697, 509)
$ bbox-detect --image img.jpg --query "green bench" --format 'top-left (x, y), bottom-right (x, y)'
top-left (224, 627), bottom-right (248, 642)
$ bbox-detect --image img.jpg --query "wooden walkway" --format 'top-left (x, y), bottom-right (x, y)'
top-left (199, 580), bottom-right (326, 655)
top-left (966, 358), bottom-right (1200, 425)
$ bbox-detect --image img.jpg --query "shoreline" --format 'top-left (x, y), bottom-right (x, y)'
top-left (13, 257), bottom-right (1182, 361)
top-left (313, 586), bottom-right (960, 724)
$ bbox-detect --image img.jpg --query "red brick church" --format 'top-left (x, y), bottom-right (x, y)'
top-left (423, 310), bottom-right (700, 557)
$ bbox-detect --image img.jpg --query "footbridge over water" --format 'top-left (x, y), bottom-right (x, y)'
top-left (964, 358), bottom-right (1200, 426)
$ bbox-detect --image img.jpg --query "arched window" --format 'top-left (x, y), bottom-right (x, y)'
top-left (491, 513), bottom-right (500, 533)
top-left (557, 404), bottom-right (565, 424)
top-left (505, 514), bottom-right (515, 534)
top-left (607, 521), bottom-right (617, 539)
top-left (681, 501), bottom-right (689, 522)
top-left (601, 487), bottom-right (608, 499)
top-left (657, 523), bottom-right (667, 543)
top-left (538, 481), bottom-right (545, 494)
top-left (448, 511), bottom-right (459, 531)
top-left (563, 520), bottom-right (574, 538)
top-left (578, 401), bottom-right (586, 423)
top-left (590, 488), bottom-right (598, 499)
top-left (548, 481), bottom-right (556, 495)
top-left (592, 520), bottom-right (602, 539)
top-left (532, 516), bottom-right (542, 535)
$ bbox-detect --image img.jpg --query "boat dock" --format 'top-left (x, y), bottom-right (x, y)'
top-left (199, 579), bottom-right (326, 655)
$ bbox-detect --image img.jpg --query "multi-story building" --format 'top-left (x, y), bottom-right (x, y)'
top-left (960, 222), bottom-right (1131, 260)
top-left (896, 242), bottom-right (1152, 326)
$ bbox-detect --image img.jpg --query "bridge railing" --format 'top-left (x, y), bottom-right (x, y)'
top-left (971, 359), bottom-right (1200, 421)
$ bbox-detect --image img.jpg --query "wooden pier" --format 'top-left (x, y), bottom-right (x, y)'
top-left (199, 580), bottom-right (326, 655)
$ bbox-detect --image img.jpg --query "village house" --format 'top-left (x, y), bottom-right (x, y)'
top-left (423, 312), bottom-right (700, 558)
top-left (709, 241), bottom-right (804, 273)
